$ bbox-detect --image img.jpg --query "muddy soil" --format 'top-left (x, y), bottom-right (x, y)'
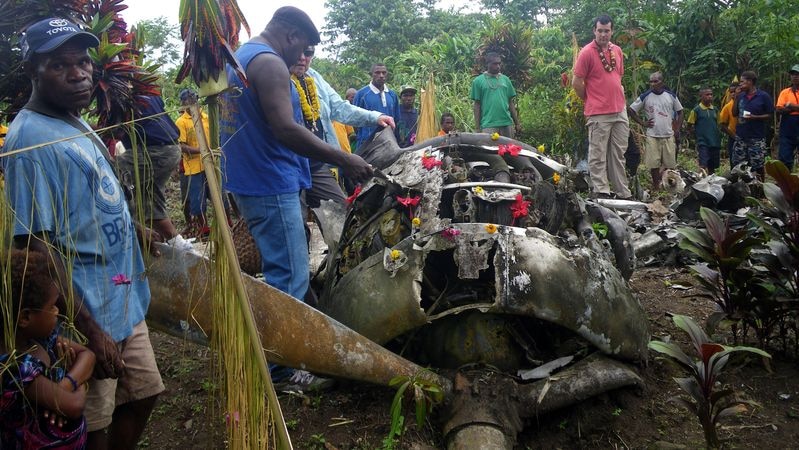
top-left (141, 266), bottom-right (799, 449)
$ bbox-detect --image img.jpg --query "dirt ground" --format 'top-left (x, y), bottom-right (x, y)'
top-left (140, 264), bottom-right (799, 449)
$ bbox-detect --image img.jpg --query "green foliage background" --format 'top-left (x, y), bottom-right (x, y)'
top-left (315, 0), bottom-right (799, 155)
top-left (4, 0), bottom-right (799, 156)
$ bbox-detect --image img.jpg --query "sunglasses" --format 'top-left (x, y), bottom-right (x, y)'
top-left (304, 49), bottom-right (315, 57)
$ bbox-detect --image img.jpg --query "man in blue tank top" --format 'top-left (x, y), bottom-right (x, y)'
top-left (219, 7), bottom-right (373, 391)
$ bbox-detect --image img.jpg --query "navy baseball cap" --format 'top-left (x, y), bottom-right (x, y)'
top-left (21, 17), bottom-right (100, 61)
top-left (271, 7), bottom-right (321, 45)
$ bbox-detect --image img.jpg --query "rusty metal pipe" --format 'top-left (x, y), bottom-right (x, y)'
top-left (145, 244), bottom-right (451, 392)
top-left (441, 354), bottom-right (642, 449)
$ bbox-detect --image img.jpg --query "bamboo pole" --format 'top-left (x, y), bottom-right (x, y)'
top-left (189, 98), bottom-right (292, 449)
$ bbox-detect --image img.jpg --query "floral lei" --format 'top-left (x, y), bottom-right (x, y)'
top-left (291, 74), bottom-right (320, 128)
top-left (596, 42), bottom-right (617, 72)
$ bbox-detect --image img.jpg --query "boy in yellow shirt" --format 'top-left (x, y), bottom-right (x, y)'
top-left (175, 89), bottom-right (211, 237)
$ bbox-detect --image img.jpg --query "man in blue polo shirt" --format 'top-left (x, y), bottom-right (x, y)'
top-left (353, 63), bottom-right (400, 148)
top-left (732, 70), bottom-right (774, 179)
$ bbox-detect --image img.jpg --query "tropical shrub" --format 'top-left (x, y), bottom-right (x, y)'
top-left (649, 314), bottom-right (770, 450)
top-left (384, 370), bottom-right (444, 450)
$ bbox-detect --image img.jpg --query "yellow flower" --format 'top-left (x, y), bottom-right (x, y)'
top-left (412, 217), bottom-right (422, 227)
top-left (537, 144), bottom-right (545, 153)
top-left (491, 132), bottom-right (500, 141)
top-left (552, 172), bottom-right (561, 185)
top-left (485, 223), bottom-right (498, 234)
top-left (291, 75), bottom-right (320, 125)
top-left (473, 186), bottom-right (485, 195)
top-left (390, 249), bottom-right (402, 260)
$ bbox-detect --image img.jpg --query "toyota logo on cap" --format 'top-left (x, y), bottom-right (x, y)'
top-left (20, 17), bottom-right (100, 61)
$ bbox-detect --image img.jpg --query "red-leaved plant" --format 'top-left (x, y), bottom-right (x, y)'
top-left (648, 314), bottom-right (770, 449)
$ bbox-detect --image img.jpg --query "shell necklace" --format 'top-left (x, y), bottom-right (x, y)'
top-left (596, 42), bottom-right (617, 72)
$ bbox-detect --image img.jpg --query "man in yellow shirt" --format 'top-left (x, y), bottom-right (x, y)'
top-left (718, 82), bottom-right (740, 163)
top-left (0, 122), bottom-right (8, 148)
top-left (332, 121), bottom-right (354, 153)
top-left (175, 89), bottom-right (211, 237)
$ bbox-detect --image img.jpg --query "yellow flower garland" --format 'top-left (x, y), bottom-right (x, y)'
top-left (291, 74), bottom-right (321, 125)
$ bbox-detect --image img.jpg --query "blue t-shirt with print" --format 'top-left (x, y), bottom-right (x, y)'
top-left (2, 110), bottom-right (149, 342)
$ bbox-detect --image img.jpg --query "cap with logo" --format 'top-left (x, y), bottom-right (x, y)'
top-left (789, 64), bottom-right (799, 74)
top-left (21, 17), bottom-right (100, 61)
top-left (271, 6), bottom-right (321, 45)
top-left (400, 85), bottom-right (417, 95)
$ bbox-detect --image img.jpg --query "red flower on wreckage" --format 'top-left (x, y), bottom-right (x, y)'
top-left (498, 144), bottom-right (522, 157)
top-left (345, 185), bottom-right (362, 206)
top-left (509, 193), bottom-right (531, 225)
top-left (396, 195), bottom-right (421, 221)
top-left (421, 154), bottom-right (442, 170)
top-left (441, 227), bottom-right (461, 241)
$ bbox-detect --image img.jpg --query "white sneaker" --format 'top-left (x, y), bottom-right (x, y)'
top-left (275, 369), bottom-right (335, 393)
top-left (168, 234), bottom-right (197, 253)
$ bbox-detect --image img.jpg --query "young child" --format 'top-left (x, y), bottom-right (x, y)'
top-left (438, 112), bottom-right (456, 136)
top-left (687, 87), bottom-right (722, 174)
top-left (1, 249), bottom-right (95, 449)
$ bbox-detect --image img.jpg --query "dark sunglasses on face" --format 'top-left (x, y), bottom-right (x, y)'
top-left (304, 49), bottom-right (315, 57)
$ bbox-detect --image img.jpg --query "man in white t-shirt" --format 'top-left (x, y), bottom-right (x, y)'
top-left (628, 71), bottom-right (684, 189)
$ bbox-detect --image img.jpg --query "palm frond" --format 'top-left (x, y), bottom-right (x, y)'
top-left (175, 0), bottom-right (249, 90)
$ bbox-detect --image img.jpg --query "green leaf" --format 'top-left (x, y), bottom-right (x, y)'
top-left (672, 314), bottom-right (711, 354)
top-left (763, 183), bottom-right (793, 216)
top-left (699, 207), bottom-right (726, 245)
top-left (705, 311), bottom-right (727, 334)
top-left (415, 387), bottom-right (426, 428)
top-left (674, 377), bottom-right (704, 403)
top-left (389, 375), bottom-right (409, 388)
top-left (679, 239), bottom-right (717, 263)
top-left (677, 226), bottom-right (714, 249)
top-left (648, 340), bottom-right (694, 368)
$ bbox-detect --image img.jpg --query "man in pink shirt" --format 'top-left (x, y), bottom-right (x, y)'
top-left (572, 14), bottom-right (632, 199)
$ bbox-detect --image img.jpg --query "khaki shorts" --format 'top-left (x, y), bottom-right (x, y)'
top-left (643, 136), bottom-right (677, 169)
top-left (85, 321), bottom-right (165, 432)
top-left (116, 144), bottom-right (181, 221)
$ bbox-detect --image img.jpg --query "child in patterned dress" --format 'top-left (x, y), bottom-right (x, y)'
top-left (1, 249), bottom-right (95, 449)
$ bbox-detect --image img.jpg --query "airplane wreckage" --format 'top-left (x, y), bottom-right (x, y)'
top-left (146, 130), bottom-right (651, 448)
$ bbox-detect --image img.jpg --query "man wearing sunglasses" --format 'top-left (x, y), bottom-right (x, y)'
top-left (290, 46), bottom-right (394, 208)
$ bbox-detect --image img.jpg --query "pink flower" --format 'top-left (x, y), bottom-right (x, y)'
top-left (346, 185), bottom-right (362, 206)
top-left (224, 411), bottom-right (241, 427)
top-left (498, 144), bottom-right (522, 157)
top-left (441, 228), bottom-right (461, 241)
top-left (112, 274), bottom-right (131, 285)
top-left (421, 155), bottom-right (442, 170)
top-left (510, 193), bottom-right (531, 223)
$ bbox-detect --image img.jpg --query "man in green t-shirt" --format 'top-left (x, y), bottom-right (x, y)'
top-left (471, 52), bottom-right (521, 137)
